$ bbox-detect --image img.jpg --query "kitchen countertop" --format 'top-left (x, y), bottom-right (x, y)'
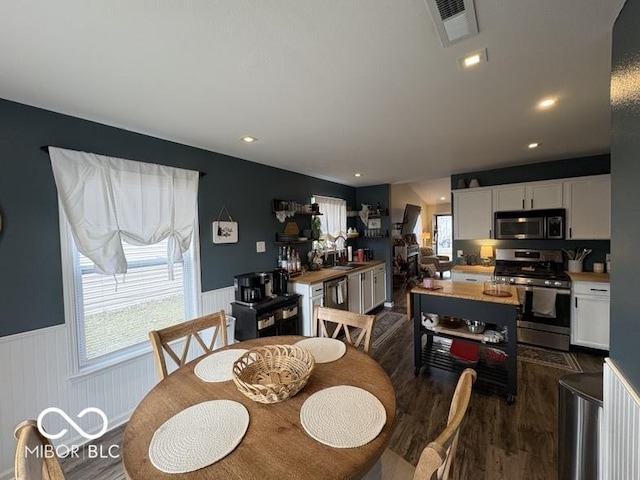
top-left (410, 280), bottom-right (520, 306)
top-left (451, 265), bottom-right (494, 274)
top-left (567, 271), bottom-right (610, 283)
top-left (288, 260), bottom-right (385, 285)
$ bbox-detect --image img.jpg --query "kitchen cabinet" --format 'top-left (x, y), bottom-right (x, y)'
top-left (451, 271), bottom-right (492, 283)
top-left (571, 281), bottom-right (610, 350)
top-left (348, 269), bottom-right (374, 314)
top-left (453, 188), bottom-right (493, 240)
top-left (348, 264), bottom-right (386, 314)
top-left (492, 180), bottom-right (564, 212)
top-left (564, 175), bottom-right (610, 240)
top-left (291, 282), bottom-right (324, 336)
top-left (373, 264), bottom-right (386, 308)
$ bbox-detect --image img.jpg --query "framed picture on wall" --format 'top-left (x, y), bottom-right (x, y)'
top-left (212, 221), bottom-right (238, 244)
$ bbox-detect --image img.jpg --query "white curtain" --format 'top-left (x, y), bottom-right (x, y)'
top-left (50, 147), bottom-right (199, 276)
top-left (313, 195), bottom-right (347, 246)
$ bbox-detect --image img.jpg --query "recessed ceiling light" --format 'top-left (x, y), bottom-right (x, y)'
top-left (528, 142), bottom-right (540, 149)
top-left (538, 98), bottom-right (557, 109)
top-left (440, 197), bottom-right (446, 201)
top-left (241, 136), bottom-right (257, 143)
top-left (458, 48), bottom-right (487, 70)
top-left (354, 173), bottom-right (362, 177)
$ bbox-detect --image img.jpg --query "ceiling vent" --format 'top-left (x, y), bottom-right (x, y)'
top-left (424, 0), bottom-right (479, 47)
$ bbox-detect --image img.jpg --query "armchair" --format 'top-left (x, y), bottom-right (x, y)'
top-left (419, 247), bottom-right (453, 279)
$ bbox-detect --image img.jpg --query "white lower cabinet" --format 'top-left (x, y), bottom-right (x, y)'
top-left (571, 281), bottom-right (610, 350)
top-left (292, 282), bottom-right (324, 337)
top-left (451, 271), bottom-right (492, 283)
top-left (373, 264), bottom-right (386, 308)
top-left (348, 264), bottom-right (386, 314)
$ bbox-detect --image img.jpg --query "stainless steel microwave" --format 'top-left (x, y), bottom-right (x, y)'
top-left (494, 209), bottom-right (565, 240)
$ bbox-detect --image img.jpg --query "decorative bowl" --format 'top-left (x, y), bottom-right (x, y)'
top-left (232, 345), bottom-right (315, 404)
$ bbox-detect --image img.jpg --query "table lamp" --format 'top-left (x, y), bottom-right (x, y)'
top-left (421, 231), bottom-right (431, 247)
top-left (480, 245), bottom-right (493, 266)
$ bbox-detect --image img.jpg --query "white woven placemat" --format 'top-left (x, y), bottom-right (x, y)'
top-left (300, 385), bottom-right (386, 448)
top-left (149, 400), bottom-right (249, 474)
top-left (194, 349), bottom-right (249, 382)
top-left (294, 337), bottom-right (346, 363)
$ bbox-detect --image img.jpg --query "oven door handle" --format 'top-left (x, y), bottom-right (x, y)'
top-left (521, 287), bottom-right (571, 295)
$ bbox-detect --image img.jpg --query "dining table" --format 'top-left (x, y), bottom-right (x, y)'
top-left (122, 335), bottom-right (397, 479)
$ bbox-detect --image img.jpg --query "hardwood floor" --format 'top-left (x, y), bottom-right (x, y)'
top-left (61, 284), bottom-right (606, 480)
top-left (377, 285), bottom-right (605, 480)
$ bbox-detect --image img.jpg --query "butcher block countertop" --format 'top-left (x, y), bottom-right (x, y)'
top-left (289, 260), bottom-right (385, 285)
top-left (567, 271), bottom-right (610, 283)
top-left (451, 265), bottom-right (494, 274)
top-left (410, 280), bottom-right (520, 306)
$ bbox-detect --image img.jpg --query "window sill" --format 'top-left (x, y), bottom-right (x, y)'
top-left (67, 343), bottom-right (154, 383)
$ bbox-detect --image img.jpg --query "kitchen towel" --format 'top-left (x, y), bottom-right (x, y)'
top-left (516, 286), bottom-right (526, 306)
top-left (336, 279), bottom-right (346, 304)
top-left (532, 287), bottom-right (557, 317)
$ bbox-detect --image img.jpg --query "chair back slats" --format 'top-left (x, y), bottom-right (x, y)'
top-left (149, 310), bottom-right (229, 380)
top-left (14, 420), bottom-right (66, 480)
top-left (314, 306), bottom-right (376, 353)
top-left (413, 368), bottom-right (477, 480)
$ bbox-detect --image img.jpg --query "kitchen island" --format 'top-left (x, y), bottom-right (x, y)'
top-left (410, 280), bottom-right (520, 403)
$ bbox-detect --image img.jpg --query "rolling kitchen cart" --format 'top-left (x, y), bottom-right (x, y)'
top-left (410, 283), bottom-right (519, 404)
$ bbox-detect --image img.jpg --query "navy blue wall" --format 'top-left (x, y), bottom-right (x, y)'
top-left (0, 99), bottom-right (356, 336)
top-left (451, 155), bottom-right (611, 271)
top-left (610, 0), bottom-right (640, 391)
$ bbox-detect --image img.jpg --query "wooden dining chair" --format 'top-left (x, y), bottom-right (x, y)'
top-left (14, 420), bottom-right (66, 480)
top-left (149, 310), bottom-right (229, 380)
top-left (366, 368), bottom-right (477, 480)
top-left (414, 368), bottom-right (477, 479)
top-left (314, 305), bottom-right (376, 353)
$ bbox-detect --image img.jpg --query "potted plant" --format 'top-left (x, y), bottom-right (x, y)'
top-left (311, 215), bottom-right (322, 240)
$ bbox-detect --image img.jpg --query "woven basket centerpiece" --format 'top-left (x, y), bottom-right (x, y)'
top-left (232, 345), bottom-right (315, 404)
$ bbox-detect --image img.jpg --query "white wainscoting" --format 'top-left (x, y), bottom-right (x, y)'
top-left (0, 286), bottom-right (235, 480)
top-left (602, 359), bottom-right (640, 480)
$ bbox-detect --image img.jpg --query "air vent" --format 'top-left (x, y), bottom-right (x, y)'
top-left (424, 0), bottom-right (479, 47)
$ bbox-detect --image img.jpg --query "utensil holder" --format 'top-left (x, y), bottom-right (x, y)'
top-left (568, 260), bottom-right (583, 273)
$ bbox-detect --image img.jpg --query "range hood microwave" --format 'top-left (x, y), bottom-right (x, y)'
top-left (494, 209), bottom-right (565, 240)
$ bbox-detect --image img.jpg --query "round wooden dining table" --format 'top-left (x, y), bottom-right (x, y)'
top-left (122, 335), bottom-right (396, 480)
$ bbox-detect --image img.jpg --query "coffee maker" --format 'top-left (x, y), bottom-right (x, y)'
top-left (234, 273), bottom-right (267, 306)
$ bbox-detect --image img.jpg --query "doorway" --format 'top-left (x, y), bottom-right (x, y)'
top-left (434, 214), bottom-right (452, 259)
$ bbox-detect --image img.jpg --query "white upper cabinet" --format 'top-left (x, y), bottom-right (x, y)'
top-left (453, 188), bottom-right (493, 240)
top-left (564, 175), bottom-right (611, 239)
top-left (493, 180), bottom-right (564, 212)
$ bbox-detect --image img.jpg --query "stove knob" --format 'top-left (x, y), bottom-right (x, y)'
top-left (509, 278), bottom-right (515, 284)
top-left (544, 280), bottom-right (551, 286)
top-left (526, 279), bottom-right (533, 285)
top-left (554, 281), bottom-right (562, 287)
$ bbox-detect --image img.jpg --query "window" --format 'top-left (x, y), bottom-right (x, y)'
top-left (60, 214), bottom-right (200, 373)
top-left (49, 148), bottom-right (201, 374)
top-left (312, 195), bottom-right (347, 251)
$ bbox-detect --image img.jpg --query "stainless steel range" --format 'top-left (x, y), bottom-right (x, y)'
top-left (494, 248), bottom-right (571, 351)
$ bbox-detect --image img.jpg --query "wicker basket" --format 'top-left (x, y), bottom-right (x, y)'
top-left (232, 345), bottom-right (315, 404)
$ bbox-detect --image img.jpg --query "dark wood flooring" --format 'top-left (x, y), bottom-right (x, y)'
top-left (62, 284), bottom-right (606, 480)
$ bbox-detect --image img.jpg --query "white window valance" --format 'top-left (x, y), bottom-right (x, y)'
top-left (49, 147), bottom-right (199, 276)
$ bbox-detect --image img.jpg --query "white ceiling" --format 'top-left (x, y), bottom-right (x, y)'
top-left (0, 0), bottom-right (626, 202)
